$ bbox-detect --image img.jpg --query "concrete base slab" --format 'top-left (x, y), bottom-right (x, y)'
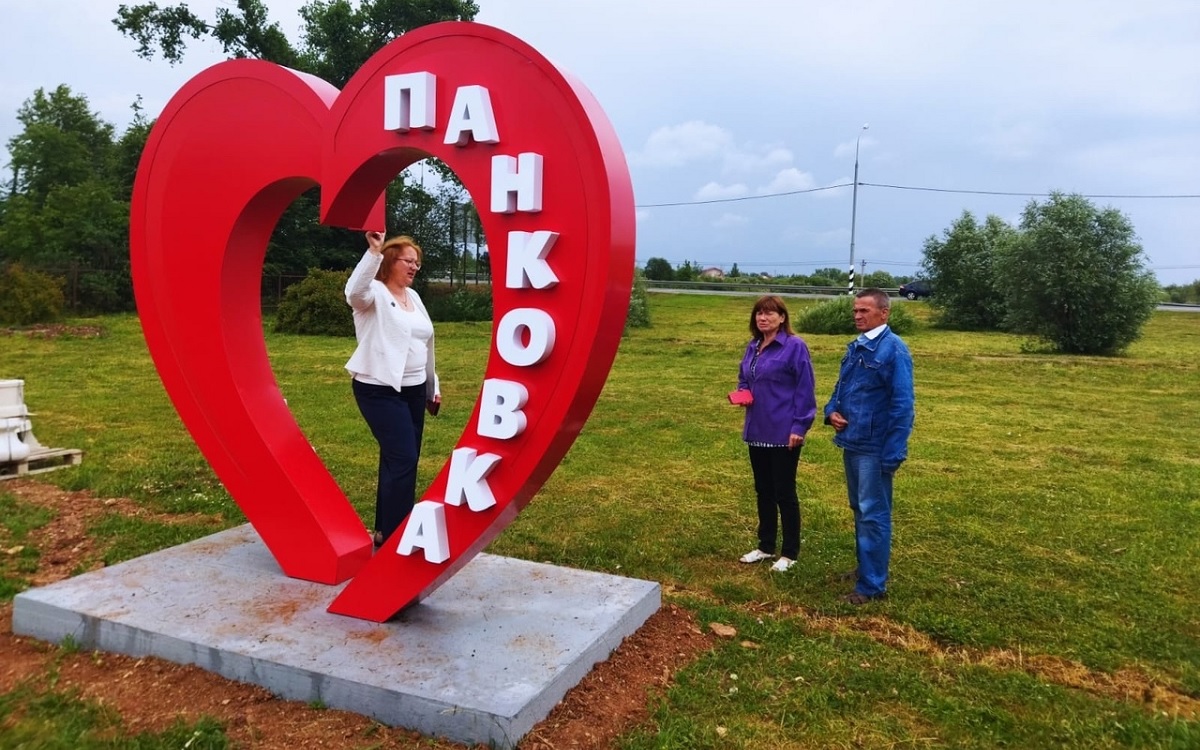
top-left (12, 525), bottom-right (660, 749)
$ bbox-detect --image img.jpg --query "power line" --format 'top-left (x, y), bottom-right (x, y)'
top-left (636, 183), bottom-right (850, 208)
top-left (862, 182), bottom-right (1200, 199)
top-left (635, 182), bottom-right (1200, 208)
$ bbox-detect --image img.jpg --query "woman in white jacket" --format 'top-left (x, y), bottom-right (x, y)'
top-left (345, 231), bottom-right (441, 549)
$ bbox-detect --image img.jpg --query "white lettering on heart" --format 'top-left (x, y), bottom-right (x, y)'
top-left (378, 75), bottom-right (561, 566)
top-left (383, 72), bottom-right (437, 131)
top-left (477, 379), bottom-right (529, 440)
top-left (496, 308), bottom-right (556, 367)
top-left (491, 153), bottom-right (544, 213)
top-left (506, 230), bottom-right (559, 289)
top-left (397, 500), bottom-right (450, 563)
top-left (443, 447), bottom-right (501, 511)
top-left (444, 85), bottom-right (500, 146)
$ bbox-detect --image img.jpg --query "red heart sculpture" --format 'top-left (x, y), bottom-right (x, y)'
top-left (130, 22), bottom-right (635, 622)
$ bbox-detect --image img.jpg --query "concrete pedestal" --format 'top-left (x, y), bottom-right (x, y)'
top-left (12, 525), bottom-right (660, 748)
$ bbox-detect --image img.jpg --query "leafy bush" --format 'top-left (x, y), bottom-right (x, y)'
top-left (0, 263), bottom-right (66, 325)
top-left (794, 293), bottom-right (917, 336)
top-left (922, 211), bottom-right (1014, 330)
top-left (996, 193), bottom-right (1159, 355)
top-left (75, 266), bottom-right (136, 313)
top-left (273, 268), bottom-right (353, 336)
top-left (422, 284), bottom-right (493, 322)
top-left (625, 270), bottom-right (651, 331)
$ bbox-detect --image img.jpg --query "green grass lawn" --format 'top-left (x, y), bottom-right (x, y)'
top-left (2, 294), bottom-right (1198, 749)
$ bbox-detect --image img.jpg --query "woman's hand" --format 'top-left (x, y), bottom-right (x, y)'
top-left (365, 230), bottom-right (385, 254)
top-left (426, 396), bottom-right (442, 416)
top-left (788, 433), bottom-right (805, 449)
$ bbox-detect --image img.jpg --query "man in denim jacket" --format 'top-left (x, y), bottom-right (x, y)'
top-left (824, 289), bottom-right (915, 604)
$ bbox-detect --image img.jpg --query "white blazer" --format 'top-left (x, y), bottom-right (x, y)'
top-left (343, 250), bottom-right (440, 399)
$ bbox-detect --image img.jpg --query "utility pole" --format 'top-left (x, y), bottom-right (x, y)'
top-left (848, 124), bottom-right (869, 294)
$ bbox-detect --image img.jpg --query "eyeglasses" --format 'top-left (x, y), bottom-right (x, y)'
top-left (398, 258), bottom-right (421, 270)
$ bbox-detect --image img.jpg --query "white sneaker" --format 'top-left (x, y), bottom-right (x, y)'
top-left (770, 557), bottom-right (796, 572)
top-left (739, 549), bottom-right (774, 564)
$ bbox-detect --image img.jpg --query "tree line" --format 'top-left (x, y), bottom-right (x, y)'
top-left (640, 257), bottom-right (912, 290)
top-left (0, 0), bottom-right (482, 318)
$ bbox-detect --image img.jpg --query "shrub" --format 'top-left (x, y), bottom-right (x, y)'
top-left (273, 268), bottom-right (353, 336)
top-left (625, 270), bottom-right (651, 332)
top-left (422, 284), bottom-right (493, 322)
top-left (0, 263), bottom-right (66, 326)
top-left (75, 267), bottom-right (136, 313)
top-left (794, 294), bottom-right (917, 337)
top-left (996, 193), bottom-right (1159, 355)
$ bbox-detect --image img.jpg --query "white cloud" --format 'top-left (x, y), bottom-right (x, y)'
top-left (630, 121), bottom-right (732, 167)
top-left (756, 168), bottom-right (816, 195)
top-left (694, 182), bottom-right (749, 201)
top-left (722, 145), bottom-right (793, 175)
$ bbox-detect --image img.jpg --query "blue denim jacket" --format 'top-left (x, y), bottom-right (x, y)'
top-left (823, 326), bottom-right (915, 471)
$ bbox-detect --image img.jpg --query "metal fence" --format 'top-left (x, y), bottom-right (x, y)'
top-left (643, 279), bottom-right (900, 296)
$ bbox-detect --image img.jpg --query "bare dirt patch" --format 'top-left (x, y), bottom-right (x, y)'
top-left (0, 479), bottom-right (714, 749)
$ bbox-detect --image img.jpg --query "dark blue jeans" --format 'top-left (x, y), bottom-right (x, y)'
top-left (747, 444), bottom-right (802, 560)
top-left (352, 379), bottom-right (426, 541)
top-left (844, 451), bottom-right (893, 597)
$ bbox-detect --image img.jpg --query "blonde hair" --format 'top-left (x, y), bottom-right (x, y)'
top-left (375, 236), bottom-right (423, 282)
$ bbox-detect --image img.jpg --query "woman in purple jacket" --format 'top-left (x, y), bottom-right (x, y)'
top-left (732, 295), bottom-right (817, 572)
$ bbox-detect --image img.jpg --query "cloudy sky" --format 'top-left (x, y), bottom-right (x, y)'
top-left (2, 0), bottom-right (1197, 283)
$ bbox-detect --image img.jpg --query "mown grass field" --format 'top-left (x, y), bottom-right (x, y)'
top-left (2, 293), bottom-right (1198, 749)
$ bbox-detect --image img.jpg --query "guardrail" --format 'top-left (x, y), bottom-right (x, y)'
top-left (644, 280), bottom-right (900, 296)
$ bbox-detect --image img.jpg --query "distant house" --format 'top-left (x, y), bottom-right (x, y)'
top-left (699, 266), bottom-right (725, 279)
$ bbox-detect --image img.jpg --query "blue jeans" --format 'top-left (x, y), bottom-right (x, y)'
top-left (352, 379), bottom-right (426, 540)
top-left (843, 451), bottom-right (893, 597)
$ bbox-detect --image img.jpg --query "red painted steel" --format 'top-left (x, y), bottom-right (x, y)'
top-left (130, 22), bottom-right (635, 621)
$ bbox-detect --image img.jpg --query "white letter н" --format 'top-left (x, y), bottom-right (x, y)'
top-left (490, 153), bottom-right (544, 213)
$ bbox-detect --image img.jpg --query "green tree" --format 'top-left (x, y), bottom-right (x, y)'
top-left (811, 267), bottom-right (848, 287)
top-left (1162, 279), bottom-right (1199, 304)
top-left (113, 0), bottom-right (481, 278)
top-left (642, 257), bottom-right (674, 281)
top-left (674, 260), bottom-right (701, 282)
top-left (862, 269), bottom-right (899, 288)
top-left (6, 86), bottom-right (116, 206)
top-left (0, 87), bottom-right (135, 312)
top-left (728, 262), bottom-right (741, 278)
top-left (921, 210), bottom-right (1014, 330)
top-left (996, 192), bottom-right (1159, 355)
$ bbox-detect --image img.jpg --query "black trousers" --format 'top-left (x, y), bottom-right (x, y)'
top-left (351, 379), bottom-right (426, 540)
top-left (748, 444), bottom-right (802, 559)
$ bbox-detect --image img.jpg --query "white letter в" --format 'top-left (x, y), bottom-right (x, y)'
top-left (490, 153), bottom-right (544, 213)
top-left (443, 447), bottom-right (500, 512)
top-left (384, 72), bottom-right (436, 132)
top-left (444, 85), bottom-right (500, 146)
top-left (477, 379), bottom-right (528, 440)
top-left (506, 230), bottom-right (559, 290)
top-left (396, 500), bottom-right (449, 563)
top-left (496, 308), bottom-right (556, 367)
